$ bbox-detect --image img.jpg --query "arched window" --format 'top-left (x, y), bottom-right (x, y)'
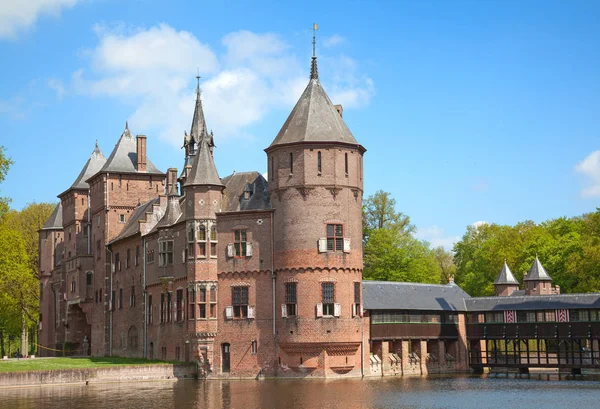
top-left (318, 151), bottom-right (322, 173)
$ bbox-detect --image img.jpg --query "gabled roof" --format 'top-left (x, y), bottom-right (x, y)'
top-left (267, 56), bottom-right (362, 151)
top-left (184, 138), bottom-right (223, 188)
top-left (98, 123), bottom-right (163, 175)
top-left (494, 261), bottom-right (519, 285)
top-left (41, 203), bottom-right (63, 230)
top-left (363, 281), bottom-right (470, 312)
top-left (221, 171), bottom-right (271, 212)
top-left (524, 256), bottom-right (553, 282)
top-left (68, 142), bottom-right (106, 191)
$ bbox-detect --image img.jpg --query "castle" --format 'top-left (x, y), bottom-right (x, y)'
top-left (38, 50), bottom-right (367, 378)
top-left (38, 48), bottom-right (600, 378)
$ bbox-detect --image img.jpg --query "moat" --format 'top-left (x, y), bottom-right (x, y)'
top-left (1, 376), bottom-right (599, 409)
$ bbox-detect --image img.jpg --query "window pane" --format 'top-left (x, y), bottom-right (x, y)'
top-left (235, 230), bottom-right (240, 241)
top-left (199, 226), bottom-right (206, 241)
top-left (335, 238), bottom-right (343, 251)
top-left (327, 238), bottom-right (334, 251)
top-left (241, 287), bottom-right (249, 304)
top-left (241, 231), bottom-right (247, 241)
top-left (335, 225), bottom-right (343, 237)
top-left (199, 288), bottom-right (206, 302)
top-left (354, 282), bottom-right (361, 304)
top-left (322, 283), bottom-right (334, 303)
top-left (327, 224), bottom-right (334, 237)
top-left (286, 283), bottom-right (297, 304)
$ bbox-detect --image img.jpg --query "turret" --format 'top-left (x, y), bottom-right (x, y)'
top-left (265, 30), bottom-right (366, 376)
top-left (493, 261), bottom-right (520, 296)
top-left (524, 256), bottom-right (559, 295)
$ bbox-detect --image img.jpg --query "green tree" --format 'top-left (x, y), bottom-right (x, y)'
top-left (363, 190), bottom-right (413, 242)
top-left (433, 246), bottom-right (456, 284)
top-left (0, 146), bottom-right (13, 219)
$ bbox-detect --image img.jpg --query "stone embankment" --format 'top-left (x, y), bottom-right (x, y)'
top-left (0, 364), bottom-right (197, 388)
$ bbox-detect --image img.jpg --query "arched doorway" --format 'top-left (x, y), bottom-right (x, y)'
top-left (127, 326), bottom-right (138, 357)
top-left (149, 342), bottom-right (154, 359)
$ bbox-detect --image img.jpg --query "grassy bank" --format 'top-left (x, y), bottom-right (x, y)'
top-left (0, 357), bottom-right (178, 373)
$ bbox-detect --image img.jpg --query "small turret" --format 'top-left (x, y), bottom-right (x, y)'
top-left (493, 261), bottom-right (520, 296)
top-left (524, 256), bottom-right (559, 295)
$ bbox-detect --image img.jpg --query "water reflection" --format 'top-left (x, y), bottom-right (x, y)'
top-left (1, 376), bottom-right (600, 409)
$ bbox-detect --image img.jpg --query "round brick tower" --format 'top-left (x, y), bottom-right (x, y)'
top-left (266, 53), bottom-right (366, 377)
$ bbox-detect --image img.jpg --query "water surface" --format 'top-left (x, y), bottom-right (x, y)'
top-left (1, 376), bottom-right (599, 409)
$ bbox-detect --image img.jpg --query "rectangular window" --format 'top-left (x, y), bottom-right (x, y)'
top-left (95, 289), bottom-right (98, 304)
top-left (189, 289), bottom-right (196, 319)
top-left (135, 245), bottom-right (140, 266)
top-left (160, 293), bottom-right (165, 324)
top-left (148, 295), bottom-right (153, 325)
top-left (251, 340), bottom-right (257, 355)
top-left (354, 282), bottom-right (361, 304)
top-left (326, 224), bottom-right (343, 251)
top-left (119, 214), bottom-right (126, 223)
top-left (197, 225), bottom-right (207, 258)
top-left (232, 286), bottom-right (249, 318)
top-left (199, 288), bottom-right (207, 318)
top-left (322, 282), bottom-right (335, 316)
top-left (290, 152), bottom-right (294, 174)
top-left (71, 279), bottom-right (76, 293)
top-left (159, 241), bottom-right (174, 266)
top-left (147, 249), bottom-right (154, 264)
top-left (176, 289), bottom-right (183, 322)
top-left (130, 285), bottom-right (136, 307)
top-left (86, 272), bottom-right (93, 286)
top-left (210, 226), bottom-right (218, 258)
top-left (119, 288), bottom-right (123, 309)
top-left (210, 287), bottom-right (217, 318)
top-left (167, 292), bottom-right (172, 323)
top-left (126, 249), bottom-right (131, 269)
top-left (345, 152), bottom-right (349, 174)
top-left (285, 282), bottom-right (297, 317)
top-left (115, 252), bottom-right (121, 272)
top-left (96, 240), bottom-right (101, 259)
top-left (234, 230), bottom-right (247, 257)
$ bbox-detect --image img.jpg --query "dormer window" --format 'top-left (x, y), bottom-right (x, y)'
top-left (243, 191), bottom-right (251, 200)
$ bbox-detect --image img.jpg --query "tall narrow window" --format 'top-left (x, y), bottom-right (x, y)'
top-left (148, 295), bottom-right (153, 325)
top-left (126, 249), bottom-right (131, 268)
top-left (188, 289), bottom-right (196, 319)
top-left (119, 288), bottom-right (123, 309)
top-left (290, 152), bottom-right (293, 174)
top-left (135, 245), bottom-right (140, 266)
top-left (210, 287), bottom-right (217, 318)
top-left (167, 292), bottom-right (172, 323)
top-left (285, 282), bottom-right (297, 316)
top-left (317, 151), bottom-right (322, 173)
top-left (326, 224), bottom-right (343, 251)
top-left (160, 293), bottom-right (165, 323)
top-left (188, 222), bottom-right (195, 259)
top-left (210, 225), bottom-right (218, 258)
top-left (197, 225), bottom-right (206, 258)
top-left (234, 230), bottom-right (247, 257)
top-left (199, 288), bottom-right (207, 318)
top-left (115, 252), bottom-right (120, 271)
top-left (345, 153), bottom-right (348, 175)
top-left (354, 282), bottom-right (361, 316)
top-left (130, 285), bottom-right (136, 307)
top-left (232, 286), bottom-right (249, 318)
top-left (322, 283), bottom-right (335, 316)
top-left (159, 241), bottom-right (174, 266)
top-left (176, 289), bottom-right (183, 322)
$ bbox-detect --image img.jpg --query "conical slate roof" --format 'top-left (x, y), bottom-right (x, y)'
top-left (184, 138), bottom-right (223, 187)
top-left (41, 203), bottom-right (63, 230)
top-left (190, 85), bottom-right (208, 145)
top-left (69, 142), bottom-right (106, 190)
top-left (267, 57), bottom-right (360, 150)
top-left (494, 261), bottom-right (519, 285)
top-left (98, 123), bottom-right (163, 175)
top-left (524, 256), bottom-right (553, 282)
top-left (155, 196), bottom-right (182, 229)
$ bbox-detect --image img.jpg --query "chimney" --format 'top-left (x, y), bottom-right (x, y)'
top-left (334, 104), bottom-right (343, 118)
top-left (136, 135), bottom-right (147, 171)
top-left (166, 168), bottom-right (178, 196)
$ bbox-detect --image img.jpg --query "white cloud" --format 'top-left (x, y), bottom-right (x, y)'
top-left (323, 34), bottom-right (346, 48)
top-left (575, 150), bottom-right (600, 198)
top-left (0, 0), bottom-right (79, 39)
top-left (415, 225), bottom-right (460, 251)
top-left (48, 78), bottom-right (65, 99)
top-left (66, 24), bottom-right (373, 147)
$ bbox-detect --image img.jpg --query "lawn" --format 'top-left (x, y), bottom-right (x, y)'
top-left (0, 357), bottom-right (180, 373)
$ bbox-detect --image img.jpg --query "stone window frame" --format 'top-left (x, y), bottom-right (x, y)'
top-left (285, 282), bottom-right (297, 317)
top-left (158, 240), bottom-right (174, 266)
top-left (233, 229), bottom-right (248, 258)
top-left (232, 286), bottom-right (249, 319)
top-left (321, 282), bottom-right (335, 316)
top-left (176, 288), bottom-right (184, 322)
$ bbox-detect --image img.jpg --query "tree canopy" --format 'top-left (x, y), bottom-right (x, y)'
top-left (362, 190), bottom-right (448, 284)
top-left (453, 210), bottom-right (600, 296)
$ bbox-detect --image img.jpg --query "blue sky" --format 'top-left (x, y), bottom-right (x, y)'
top-left (1, 0), bottom-right (599, 249)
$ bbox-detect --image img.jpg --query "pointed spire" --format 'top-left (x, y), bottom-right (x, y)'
top-left (494, 261), bottom-right (519, 285)
top-left (190, 75), bottom-right (208, 145)
top-left (125, 120), bottom-right (129, 130)
top-left (310, 23), bottom-right (319, 80)
top-left (184, 137), bottom-right (224, 188)
top-left (524, 256), bottom-right (553, 281)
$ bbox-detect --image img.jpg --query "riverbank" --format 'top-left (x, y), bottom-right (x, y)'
top-left (0, 357), bottom-right (196, 388)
